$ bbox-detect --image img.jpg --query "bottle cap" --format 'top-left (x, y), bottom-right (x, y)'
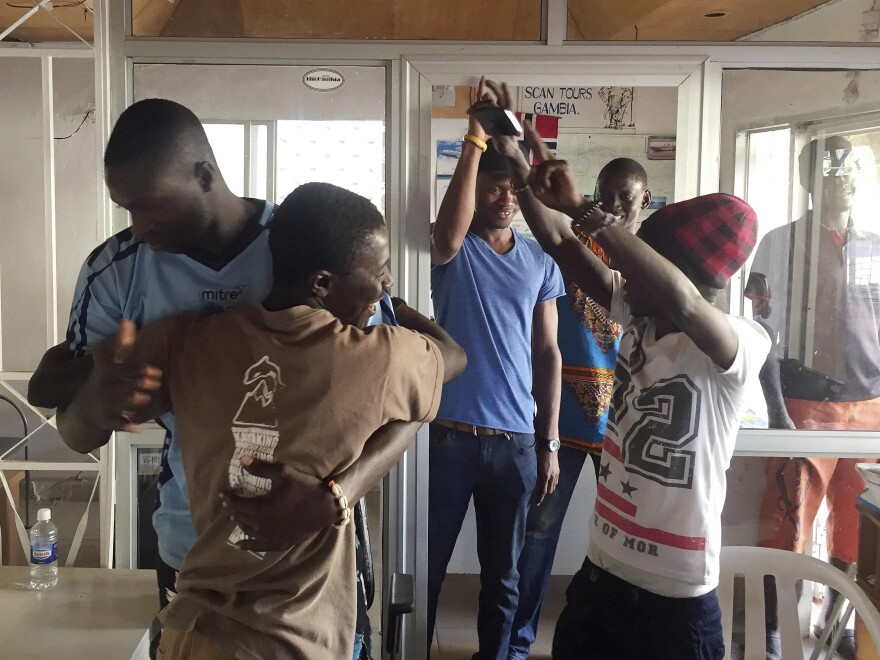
top-left (37, 508), bottom-right (51, 522)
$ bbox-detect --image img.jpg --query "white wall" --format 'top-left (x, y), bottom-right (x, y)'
top-left (0, 57), bottom-right (97, 373)
top-left (133, 64), bottom-right (385, 121)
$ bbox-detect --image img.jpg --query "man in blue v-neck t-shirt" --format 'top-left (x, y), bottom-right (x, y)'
top-left (427, 80), bottom-right (565, 660)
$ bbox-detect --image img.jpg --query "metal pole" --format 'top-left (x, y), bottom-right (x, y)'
top-left (42, 55), bottom-right (58, 349)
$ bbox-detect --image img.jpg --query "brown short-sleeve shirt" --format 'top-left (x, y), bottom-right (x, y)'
top-left (110, 305), bottom-right (443, 659)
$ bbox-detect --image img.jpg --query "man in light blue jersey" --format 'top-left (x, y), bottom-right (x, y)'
top-left (28, 99), bottom-right (420, 658)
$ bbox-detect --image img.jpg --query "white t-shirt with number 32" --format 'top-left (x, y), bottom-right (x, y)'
top-left (587, 271), bottom-right (770, 598)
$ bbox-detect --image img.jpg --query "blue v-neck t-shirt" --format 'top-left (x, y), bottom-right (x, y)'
top-left (431, 230), bottom-right (565, 434)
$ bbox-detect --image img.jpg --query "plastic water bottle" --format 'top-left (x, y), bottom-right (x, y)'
top-left (29, 508), bottom-right (58, 590)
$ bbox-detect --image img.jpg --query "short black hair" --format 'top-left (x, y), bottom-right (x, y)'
top-left (597, 158), bottom-right (648, 188)
top-left (477, 139), bottom-right (529, 174)
top-left (104, 98), bottom-right (213, 168)
top-left (270, 183), bottom-right (386, 288)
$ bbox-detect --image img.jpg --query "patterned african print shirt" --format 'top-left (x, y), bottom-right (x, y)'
top-left (557, 235), bottom-right (621, 454)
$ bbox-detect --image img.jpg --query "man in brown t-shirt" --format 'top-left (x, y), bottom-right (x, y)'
top-left (62, 182), bottom-right (466, 660)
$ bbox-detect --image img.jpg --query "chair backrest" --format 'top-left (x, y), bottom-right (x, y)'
top-left (718, 546), bottom-right (880, 660)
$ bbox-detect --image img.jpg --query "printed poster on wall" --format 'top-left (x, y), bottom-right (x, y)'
top-left (517, 86), bottom-right (635, 132)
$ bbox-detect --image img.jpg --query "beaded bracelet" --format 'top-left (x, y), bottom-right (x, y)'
top-left (327, 480), bottom-right (352, 529)
top-left (574, 203), bottom-right (618, 238)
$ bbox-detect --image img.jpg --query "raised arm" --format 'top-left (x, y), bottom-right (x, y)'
top-left (589, 222), bottom-right (740, 368)
top-left (525, 129), bottom-right (741, 370)
top-left (477, 81), bottom-right (613, 308)
top-left (432, 78), bottom-right (490, 265)
top-left (28, 342), bottom-right (93, 409)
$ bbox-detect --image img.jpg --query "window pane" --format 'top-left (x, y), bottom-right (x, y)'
top-left (204, 123), bottom-right (245, 197)
top-left (250, 124), bottom-right (268, 201)
top-left (131, 0), bottom-right (541, 40)
top-left (723, 69), bottom-right (880, 655)
top-left (275, 120), bottom-right (385, 213)
top-left (723, 70), bottom-right (880, 434)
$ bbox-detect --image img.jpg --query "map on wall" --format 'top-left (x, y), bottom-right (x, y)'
top-left (557, 133), bottom-right (676, 224)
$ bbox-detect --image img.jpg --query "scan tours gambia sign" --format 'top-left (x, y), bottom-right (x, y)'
top-left (518, 86), bottom-right (635, 131)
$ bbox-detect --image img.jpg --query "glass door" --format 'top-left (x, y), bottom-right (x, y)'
top-left (725, 68), bottom-right (880, 656)
top-left (401, 56), bottom-right (716, 658)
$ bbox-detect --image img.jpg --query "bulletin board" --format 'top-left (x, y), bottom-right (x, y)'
top-left (557, 133), bottom-right (676, 222)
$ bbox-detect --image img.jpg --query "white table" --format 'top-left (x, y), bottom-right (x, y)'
top-left (0, 566), bottom-right (156, 659)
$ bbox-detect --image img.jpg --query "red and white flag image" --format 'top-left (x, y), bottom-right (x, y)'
top-left (514, 112), bottom-right (559, 165)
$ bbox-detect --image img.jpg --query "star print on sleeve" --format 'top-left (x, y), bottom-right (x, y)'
top-left (620, 479), bottom-right (638, 499)
top-left (599, 461), bottom-right (612, 482)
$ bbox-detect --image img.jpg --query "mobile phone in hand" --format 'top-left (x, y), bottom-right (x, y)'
top-left (470, 107), bottom-right (523, 136)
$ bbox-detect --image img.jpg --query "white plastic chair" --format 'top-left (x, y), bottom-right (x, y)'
top-left (717, 546), bottom-right (880, 660)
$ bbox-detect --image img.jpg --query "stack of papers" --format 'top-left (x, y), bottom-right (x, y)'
top-left (856, 463), bottom-right (880, 509)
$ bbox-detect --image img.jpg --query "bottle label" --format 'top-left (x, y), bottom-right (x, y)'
top-left (31, 542), bottom-right (57, 564)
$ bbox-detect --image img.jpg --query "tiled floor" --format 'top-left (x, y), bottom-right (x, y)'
top-left (431, 573), bottom-right (570, 660)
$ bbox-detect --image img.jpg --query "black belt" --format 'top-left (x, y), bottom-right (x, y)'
top-left (434, 419), bottom-right (509, 436)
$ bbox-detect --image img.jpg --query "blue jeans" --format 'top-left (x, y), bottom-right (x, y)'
top-left (508, 447), bottom-right (597, 660)
top-left (427, 424), bottom-right (537, 660)
top-left (552, 557), bottom-right (725, 660)
top-left (352, 632), bottom-right (364, 660)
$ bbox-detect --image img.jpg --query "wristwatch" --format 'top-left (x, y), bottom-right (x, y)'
top-left (538, 438), bottom-right (561, 452)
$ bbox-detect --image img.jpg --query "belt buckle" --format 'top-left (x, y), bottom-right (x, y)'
top-left (471, 424), bottom-right (479, 436)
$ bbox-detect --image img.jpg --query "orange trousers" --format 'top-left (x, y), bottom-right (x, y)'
top-left (757, 396), bottom-right (880, 565)
top-left (157, 627), bottom-right (238, 660)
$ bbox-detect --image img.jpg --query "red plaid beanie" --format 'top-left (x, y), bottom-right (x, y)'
top-left (636, 193), bottom-right (757, 290)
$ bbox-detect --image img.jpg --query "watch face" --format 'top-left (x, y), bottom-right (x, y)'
top-left (543, 438), bottom-right (561, 452)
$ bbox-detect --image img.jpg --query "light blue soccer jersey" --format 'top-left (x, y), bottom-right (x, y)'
top-left (66, 200), bottom-right (275, 569)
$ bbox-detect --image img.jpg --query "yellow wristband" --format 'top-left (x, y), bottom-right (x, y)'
top-left (463, 133), bottom-right (488, 152)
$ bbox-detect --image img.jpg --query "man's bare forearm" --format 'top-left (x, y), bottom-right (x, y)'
top-left (28, 343), bottom-right (93, 409)
top-left (759, 354), bottom-right (795, 429)
top-left (533, 344), bottom-right (561, 440)
top-left (334, 420), bottom-right (422, 502)
top-left (432, 141), bottom-right (482, 264)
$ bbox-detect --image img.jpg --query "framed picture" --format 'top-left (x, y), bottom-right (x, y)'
top-left (647, 136), bottom-right (676, 160)
top-left (647, 195), bottom-right (667, 209)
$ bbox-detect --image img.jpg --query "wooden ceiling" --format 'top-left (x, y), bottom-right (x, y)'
top-left (0, 0), bottom-right (837, 43)
top-left (0, 1), bottom-right (94, 42)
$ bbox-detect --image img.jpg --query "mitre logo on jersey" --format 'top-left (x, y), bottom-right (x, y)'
top-left (201, 285), bottom-right (247, 305)
top-left (227, 356), bottom-right (285, 556)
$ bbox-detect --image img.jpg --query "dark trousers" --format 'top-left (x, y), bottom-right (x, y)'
top-left (150, 555), bottom-right (180, 659)
top-left (552, 558), bottom-right (725, 660)
top-left (508, 449), bottom-right (600, 659)
top-left (427, 423), bottom-right (537, 660)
